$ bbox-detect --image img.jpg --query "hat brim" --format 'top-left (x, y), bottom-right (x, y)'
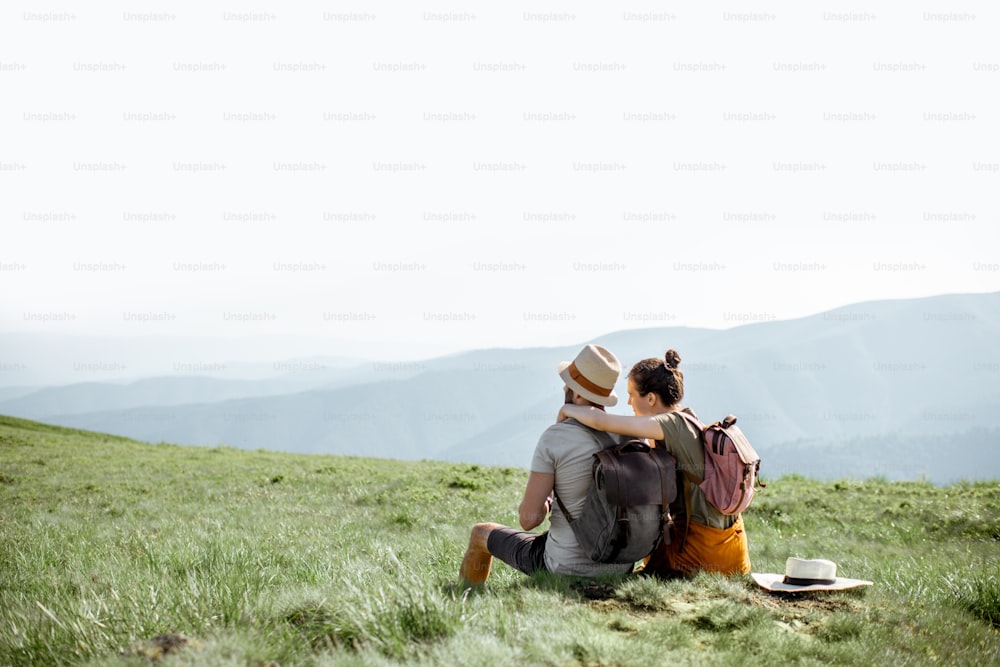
top-left (751, 572), bottom-right (873, 593)
top-left (558, 361), bottom-right (618, 407)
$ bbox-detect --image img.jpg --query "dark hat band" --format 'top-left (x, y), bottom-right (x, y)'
top-left (782, 576), bottom-right (837, 586)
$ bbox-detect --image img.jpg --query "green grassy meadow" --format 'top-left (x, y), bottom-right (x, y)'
top-left (1, 414), bottom-right (998, 666)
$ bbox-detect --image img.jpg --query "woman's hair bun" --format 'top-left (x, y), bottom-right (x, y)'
top-left (664, 349), bottom-right (681, 369)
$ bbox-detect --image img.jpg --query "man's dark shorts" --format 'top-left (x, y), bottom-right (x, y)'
top-left (487, 527), bottom-right (549, 575)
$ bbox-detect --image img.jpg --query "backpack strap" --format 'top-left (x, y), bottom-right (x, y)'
top-left (674, 410), bottom-right (706, 485)
top-left (678, 472), bottom-right (693, 553)
top-left (673, 410), bottom-right (705, 553)
top-left (553, 492), bottom-right (573, 523)
top-left (594, 445), bottom-right (632, 562)
top-left (648, 449), bottom-right (675, 545)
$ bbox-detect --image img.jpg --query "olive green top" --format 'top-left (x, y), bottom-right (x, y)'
top-left (654, 409), bottom-right (739, 530)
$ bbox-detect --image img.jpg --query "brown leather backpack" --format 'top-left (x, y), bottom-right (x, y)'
top-left (556, 430), bottom-right (678, 565)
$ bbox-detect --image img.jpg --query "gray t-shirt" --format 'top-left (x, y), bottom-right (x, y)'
top-left (530, 418), bottom-right (632, 576)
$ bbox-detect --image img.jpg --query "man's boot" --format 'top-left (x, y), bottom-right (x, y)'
top-left (459, 523), bottom-right (495, 585)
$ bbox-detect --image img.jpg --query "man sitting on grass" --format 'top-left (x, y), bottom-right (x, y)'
top-left (459, 344), bottom-right (632, 585)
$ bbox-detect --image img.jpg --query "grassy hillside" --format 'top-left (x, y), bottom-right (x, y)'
top-left (1, 415), bottom-right (998, 666)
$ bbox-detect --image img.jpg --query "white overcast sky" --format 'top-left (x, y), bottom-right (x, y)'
top-left (2, 3), bottom-right (999, 359)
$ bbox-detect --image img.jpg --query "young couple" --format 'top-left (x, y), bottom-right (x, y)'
top-left (459, 343), bottom-right (751, 586)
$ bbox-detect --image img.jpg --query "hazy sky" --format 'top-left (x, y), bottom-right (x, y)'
top-left (3, 4), bottom-right (999, 360)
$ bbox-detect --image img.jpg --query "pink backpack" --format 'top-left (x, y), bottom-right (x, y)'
top-left (677, 411), bottom-right (763, 516)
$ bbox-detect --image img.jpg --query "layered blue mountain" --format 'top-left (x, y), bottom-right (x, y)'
top-left (2, 292), bottom-right (997, 483)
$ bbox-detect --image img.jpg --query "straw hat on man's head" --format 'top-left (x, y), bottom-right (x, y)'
top-left (558, 344), bottom-right (621, 407)
top-left (752, 557), bottom-right (873, 593)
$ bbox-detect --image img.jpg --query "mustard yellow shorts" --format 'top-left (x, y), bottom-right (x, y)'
top-left (643, 516), bottom-right (750, 577)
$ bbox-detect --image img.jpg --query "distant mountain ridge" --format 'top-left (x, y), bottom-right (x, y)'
top-left (2, 292), bottom-right (998, 483)
top-left (0, 362), bottom-right (414, 420)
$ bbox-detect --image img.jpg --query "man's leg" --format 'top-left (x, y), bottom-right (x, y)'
top-left (459, 522), bottom-right (502, 585)
top-left (460, 524), bottom-right (549, 586)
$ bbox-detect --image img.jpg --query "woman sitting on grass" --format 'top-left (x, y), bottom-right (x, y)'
top-left (558, 349), bottom-right (751, 578)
